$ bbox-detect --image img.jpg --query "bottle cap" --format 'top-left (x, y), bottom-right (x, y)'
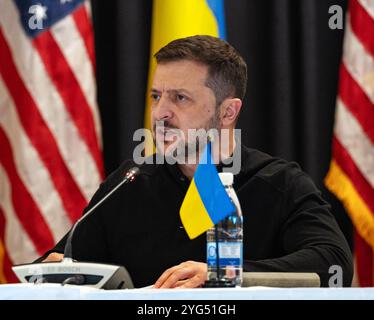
top-left (219, 172), bottom-right (234, 186)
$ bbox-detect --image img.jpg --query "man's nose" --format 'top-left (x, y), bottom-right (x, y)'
top-left (154, 96), bottom-right (173, 121)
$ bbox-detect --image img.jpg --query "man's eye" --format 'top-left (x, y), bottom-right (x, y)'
top-left (151, 93), bottom-right (160, 101)
top-left (176, 94), bottom-right (186, 102)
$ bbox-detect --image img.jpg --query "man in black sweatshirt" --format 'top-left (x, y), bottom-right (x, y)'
top-left (39, 35), bottom-right (353, 288)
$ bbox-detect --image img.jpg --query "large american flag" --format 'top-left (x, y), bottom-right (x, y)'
top-left (325, 0), bottom-right (374, 286)
top-left (0, 0), bottom-right (103, 282)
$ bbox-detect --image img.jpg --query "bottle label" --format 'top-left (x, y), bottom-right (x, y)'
top-left (207, 242), bottom-right (242, 267)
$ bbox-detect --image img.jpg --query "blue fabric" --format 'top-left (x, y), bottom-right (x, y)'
top-left (193, 142), bottom-right (235, 224)
top-left (206, 0), bottom-right (226, 39)
top-left (14, 0), bottom-right (84, 38)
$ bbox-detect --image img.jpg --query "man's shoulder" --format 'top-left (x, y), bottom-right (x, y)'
top-left (240, 145), bottom-right (308, 193)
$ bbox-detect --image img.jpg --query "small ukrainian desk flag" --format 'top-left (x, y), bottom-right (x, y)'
top-left (180, 142), bottom-right (236, 239)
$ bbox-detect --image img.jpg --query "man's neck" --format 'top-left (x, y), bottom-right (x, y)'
top-left (179, 163), bottom-right (198, 180)
top-left (178, 135), bottom-right (237, 180)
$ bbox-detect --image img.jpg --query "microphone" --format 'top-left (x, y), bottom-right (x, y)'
top-left (12, 166), bottom-right (140, 290)
top-left (63, 166), bottom-right (140, 261)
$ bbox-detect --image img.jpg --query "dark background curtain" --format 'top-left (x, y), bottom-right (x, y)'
top-left (90, 0), bottom-right (352, 247)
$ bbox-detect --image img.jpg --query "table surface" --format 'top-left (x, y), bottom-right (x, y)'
top-left (1, 284), bottom-right (374, 300)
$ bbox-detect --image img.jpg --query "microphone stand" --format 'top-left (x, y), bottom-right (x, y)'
top-left (12, 167), bottom-right (139, 289)
top-left (63, 167), bottom-right (138, 261)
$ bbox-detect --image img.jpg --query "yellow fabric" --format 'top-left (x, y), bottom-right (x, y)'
top-left (180, 179), bottom-right (214, 239)
top-left (0, 239), bottom-right (7, 283)
top-left (144, 0), bottom-right (220, 155)
top-left (325, 160), bottom-right (374, 249)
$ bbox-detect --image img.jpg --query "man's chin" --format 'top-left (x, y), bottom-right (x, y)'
top-left (154, 142), bottom-right (175, 158)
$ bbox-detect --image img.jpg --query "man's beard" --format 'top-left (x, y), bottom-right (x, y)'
top-left (152, 112), bottom-right (221, 164)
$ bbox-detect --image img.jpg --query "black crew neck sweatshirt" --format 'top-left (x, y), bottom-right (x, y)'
top-left (37, 144), bottom-right (353, 287)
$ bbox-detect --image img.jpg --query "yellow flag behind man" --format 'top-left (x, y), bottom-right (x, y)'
top-left (144, 0), bottom-right (226, 155)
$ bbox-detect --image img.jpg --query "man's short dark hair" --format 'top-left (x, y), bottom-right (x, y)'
top-left (155, 35), bottom-right (247, 107)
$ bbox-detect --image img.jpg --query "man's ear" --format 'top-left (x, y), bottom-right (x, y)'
top-left (220, 98), bottom-right (242, 127)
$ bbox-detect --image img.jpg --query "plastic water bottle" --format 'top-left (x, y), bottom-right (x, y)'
top-left (206, 172), bottom-right (243, 286)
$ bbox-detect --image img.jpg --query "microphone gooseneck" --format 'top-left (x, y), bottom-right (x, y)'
top-left (63, 167), bottom-right (140, 261)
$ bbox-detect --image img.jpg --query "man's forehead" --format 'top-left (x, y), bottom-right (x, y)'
top-left (153, 60), bottom-right (208, 90)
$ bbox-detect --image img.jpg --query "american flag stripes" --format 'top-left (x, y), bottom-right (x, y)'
top-left (325, 0), bottom-right (374, 286)
top-left (0, 0), bottom-right (103, 282)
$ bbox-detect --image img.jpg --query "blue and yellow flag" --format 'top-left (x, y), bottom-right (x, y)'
top-left (144, 0), bottom-right (226, 155)
top-left (180, 142), bottom-right (235, 239)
